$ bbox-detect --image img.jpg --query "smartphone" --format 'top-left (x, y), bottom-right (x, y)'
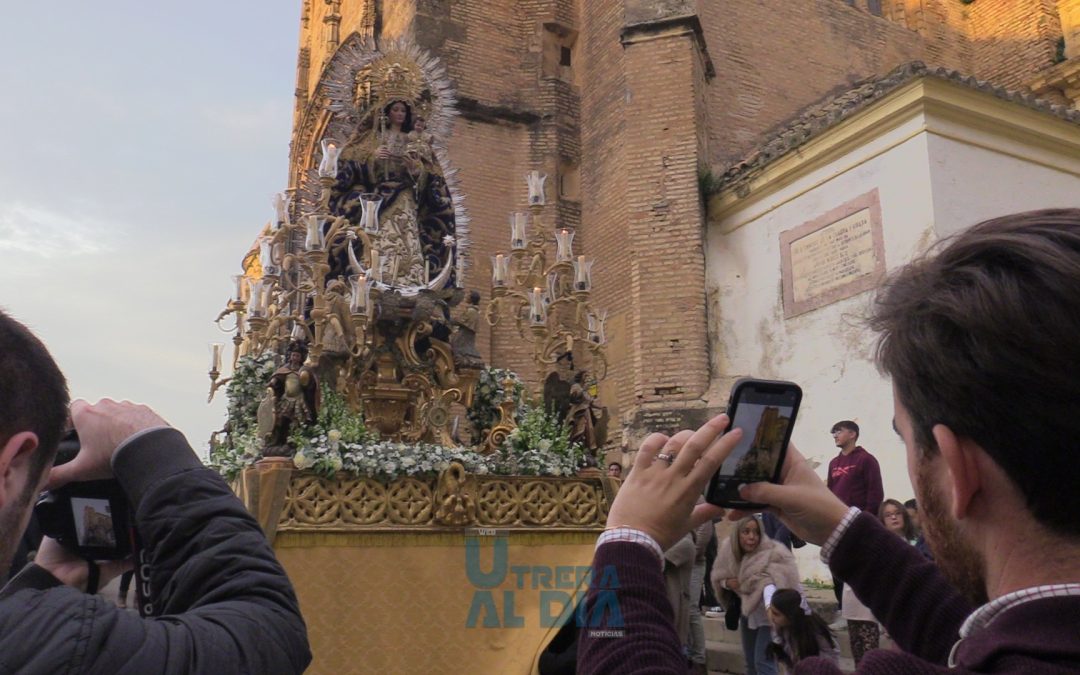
top-left (705, 378), bottom-right (802, 509)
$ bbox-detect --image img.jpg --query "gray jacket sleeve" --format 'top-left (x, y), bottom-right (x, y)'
top-left (0, 428), bottom-right (311, 675)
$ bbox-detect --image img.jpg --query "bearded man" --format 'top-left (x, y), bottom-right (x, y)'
top-left (577, 209), bottom-right (1080, 674)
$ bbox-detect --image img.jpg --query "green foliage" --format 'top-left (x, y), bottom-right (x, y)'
top-left (499, 404), bottom-right (584, 476)
top-left (225, 353), bottom-right (277, 437)
top-left (801, 578), bottom-right (835, 591)
top-left (467, 367), bottom-right (527, 442)
top-left (288, 384), bottom-right (373, 450)
top-left (208, 352), bottom-right (277, 481)
top-left (208, 359), bottom-right (586, 483)
top-left (1054, 37), bottom-right (1066, 65)
top-left (698, 165), bottom-right (723, 202)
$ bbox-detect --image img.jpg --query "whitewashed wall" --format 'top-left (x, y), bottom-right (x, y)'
top-left (706, 109), bottom-right (1080, 580)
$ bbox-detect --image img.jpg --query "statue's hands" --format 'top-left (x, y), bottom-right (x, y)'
top-left (375, 146), bottom-right (390, 160)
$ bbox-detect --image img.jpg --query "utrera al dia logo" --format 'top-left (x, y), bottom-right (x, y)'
top-left (464, 536), bottom-right (624, 635)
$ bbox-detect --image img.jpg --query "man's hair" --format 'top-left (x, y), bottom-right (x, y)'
top-left (903, 498), bottom-right (917, 511)
top-left (0, 310), bottom-right (69, 486)
top-left (870, 208), bottom-right (1080, 537)
top-left (830, 420), bottom-right (859, 438)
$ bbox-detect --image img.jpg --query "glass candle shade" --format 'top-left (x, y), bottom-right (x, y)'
top-left (573, 256), bottom-right (593, 291)
top-left (555, 229), bottom-right (574, 263)
top-left (491, 254), bottom-right (511, 286)
top-left (272, 191), bottom-right (291, 229)
top-left (247, 279), bottom-right (267, 317)
top-left (259, 238), bottom-right (279, 276)
top-left (528, 287), bottom-right (547, 325)
top-left (318, 139), bottom-right (340, 178)
top-left (349, 274), bottom-right (372, 314)
top-left (233, 274), bottom-right (247, 303)
top-left (510, 212), bottom-right (528, 250)
top-left (526, 171), bottom-right (547, 206)
top-left (305, 215), bottom-right (327, 251)
top-left (360, 194), bottom-right (382, 233)
top-left (208, 342), bottom-right (223, 373)
top-left (588, 310), bottom-right (608, 345)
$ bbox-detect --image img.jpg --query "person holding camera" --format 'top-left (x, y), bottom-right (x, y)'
top-left (0, 311), bottom-right (311, 673)
top-left (577, 209), bottom-right (1080, 673)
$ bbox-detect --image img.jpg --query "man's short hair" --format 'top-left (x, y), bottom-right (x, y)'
top-left (0, 310), bottom-right (69, 485)
top-left (870, 208), bottom-right (1080, 537)
top-left (830, 420), bottom-right (860, 438)
top-left (904, 498), bottom-right (917, 511)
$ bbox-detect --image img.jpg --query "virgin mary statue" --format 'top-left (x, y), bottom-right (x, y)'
top-left (327, 60), bottom-right (457, 289)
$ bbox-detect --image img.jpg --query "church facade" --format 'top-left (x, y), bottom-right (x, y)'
top-left (284, 0), bottom-right (1080, 500)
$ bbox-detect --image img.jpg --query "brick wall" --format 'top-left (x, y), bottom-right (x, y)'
top-left (578, 0), bottom-right (632, 418)
top-left (699, 0), bottom-right (930, 165)
top-left (967, 0), bottom-right (1063, 90)
top-left (283, 0), bottom-right (1072, 428)
top-left (621, 23), bottom-right (710, 406)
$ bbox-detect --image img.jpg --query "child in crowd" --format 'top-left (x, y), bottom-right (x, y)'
top-left (766, 588), bottom-right (839, 673)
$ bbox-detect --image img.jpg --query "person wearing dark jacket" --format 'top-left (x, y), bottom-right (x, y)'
top-left (0, 310), bottom-right (311, 674)
top-left (577, 210), bottom-right (1080, 674)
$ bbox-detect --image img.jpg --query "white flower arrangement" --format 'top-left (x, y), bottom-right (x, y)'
top-left (209, 357), bottom-right (584, 483)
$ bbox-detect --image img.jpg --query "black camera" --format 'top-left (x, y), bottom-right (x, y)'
top-left (34, 430), bottom-right (133, 560)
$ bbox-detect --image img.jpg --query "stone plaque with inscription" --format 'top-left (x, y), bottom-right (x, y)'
top-left (632, 407), bottom-right (718, 437)
top-left (780, 189), bottom-right (885, 318)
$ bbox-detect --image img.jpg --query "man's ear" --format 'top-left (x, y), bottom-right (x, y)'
top-left (931, 424), bottom-right (981, 520)
top-left (0, 431), bottom-right (40, 509)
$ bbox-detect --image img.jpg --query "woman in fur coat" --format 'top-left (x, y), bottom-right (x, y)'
top-left (712, 515), bottom-right (802, 675)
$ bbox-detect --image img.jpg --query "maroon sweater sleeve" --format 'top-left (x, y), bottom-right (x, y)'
top-left (830, 513), bottom-right (972, 664)
top-left (577, 542), bottom-right (686, 674)
top-left (862, 453), bottom-right (884, 517)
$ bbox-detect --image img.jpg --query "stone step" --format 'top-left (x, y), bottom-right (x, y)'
top-left (706, 637), bottom-right (855, 674)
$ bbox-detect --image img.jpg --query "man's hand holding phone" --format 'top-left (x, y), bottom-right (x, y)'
top-left (734, 445), bottom-right (850, 547)
top-left (604, 414), bottom-right (739, 550)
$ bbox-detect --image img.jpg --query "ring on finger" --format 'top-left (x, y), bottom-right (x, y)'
top-left (656, 452), bottom-right (675, 464)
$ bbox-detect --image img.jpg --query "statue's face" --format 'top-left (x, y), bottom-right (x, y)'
top-left (414, 116), bottom-right (426, 132)
top-left (288, 350), bottom-right (303, 369)
top-left (388, 102), bottom-right (408, 127)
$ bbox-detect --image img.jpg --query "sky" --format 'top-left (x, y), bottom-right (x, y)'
top-left (0, 2), bottom-right (301, 455)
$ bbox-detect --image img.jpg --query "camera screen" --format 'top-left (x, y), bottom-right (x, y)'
top-left (71, 497), bottom-right (117, 548)
top-left (717, 402), bottom-right (794, 481)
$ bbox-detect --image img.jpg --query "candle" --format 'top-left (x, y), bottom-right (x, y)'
top-left (492, 254), bottom-right (506, 285)
top-left (361, 194), bottom-right (382, 233)
top-left (209, 343), bottom-right (223, 373)
top-left (529, 287), bottom-right (546, 325)
top-left (555, 228), bottom-right (574, 262)
top-left (233, 274), bottom-right (246, 303)
top-left (259, 238), bottom-right (276, 274)
top-left (370, 250), bottom-right (382, 282)
top-left (574, 256), bottom-right (592, 291)
top-left (304, 215), bottom-right (326, 251)
top-left (349, 274), bottom-right (369, 313)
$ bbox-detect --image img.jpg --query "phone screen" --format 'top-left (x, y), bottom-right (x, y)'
top-left (707, 379), bottom-right (801, 508)
top-left (718, 401), bottom-right (795, 482)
